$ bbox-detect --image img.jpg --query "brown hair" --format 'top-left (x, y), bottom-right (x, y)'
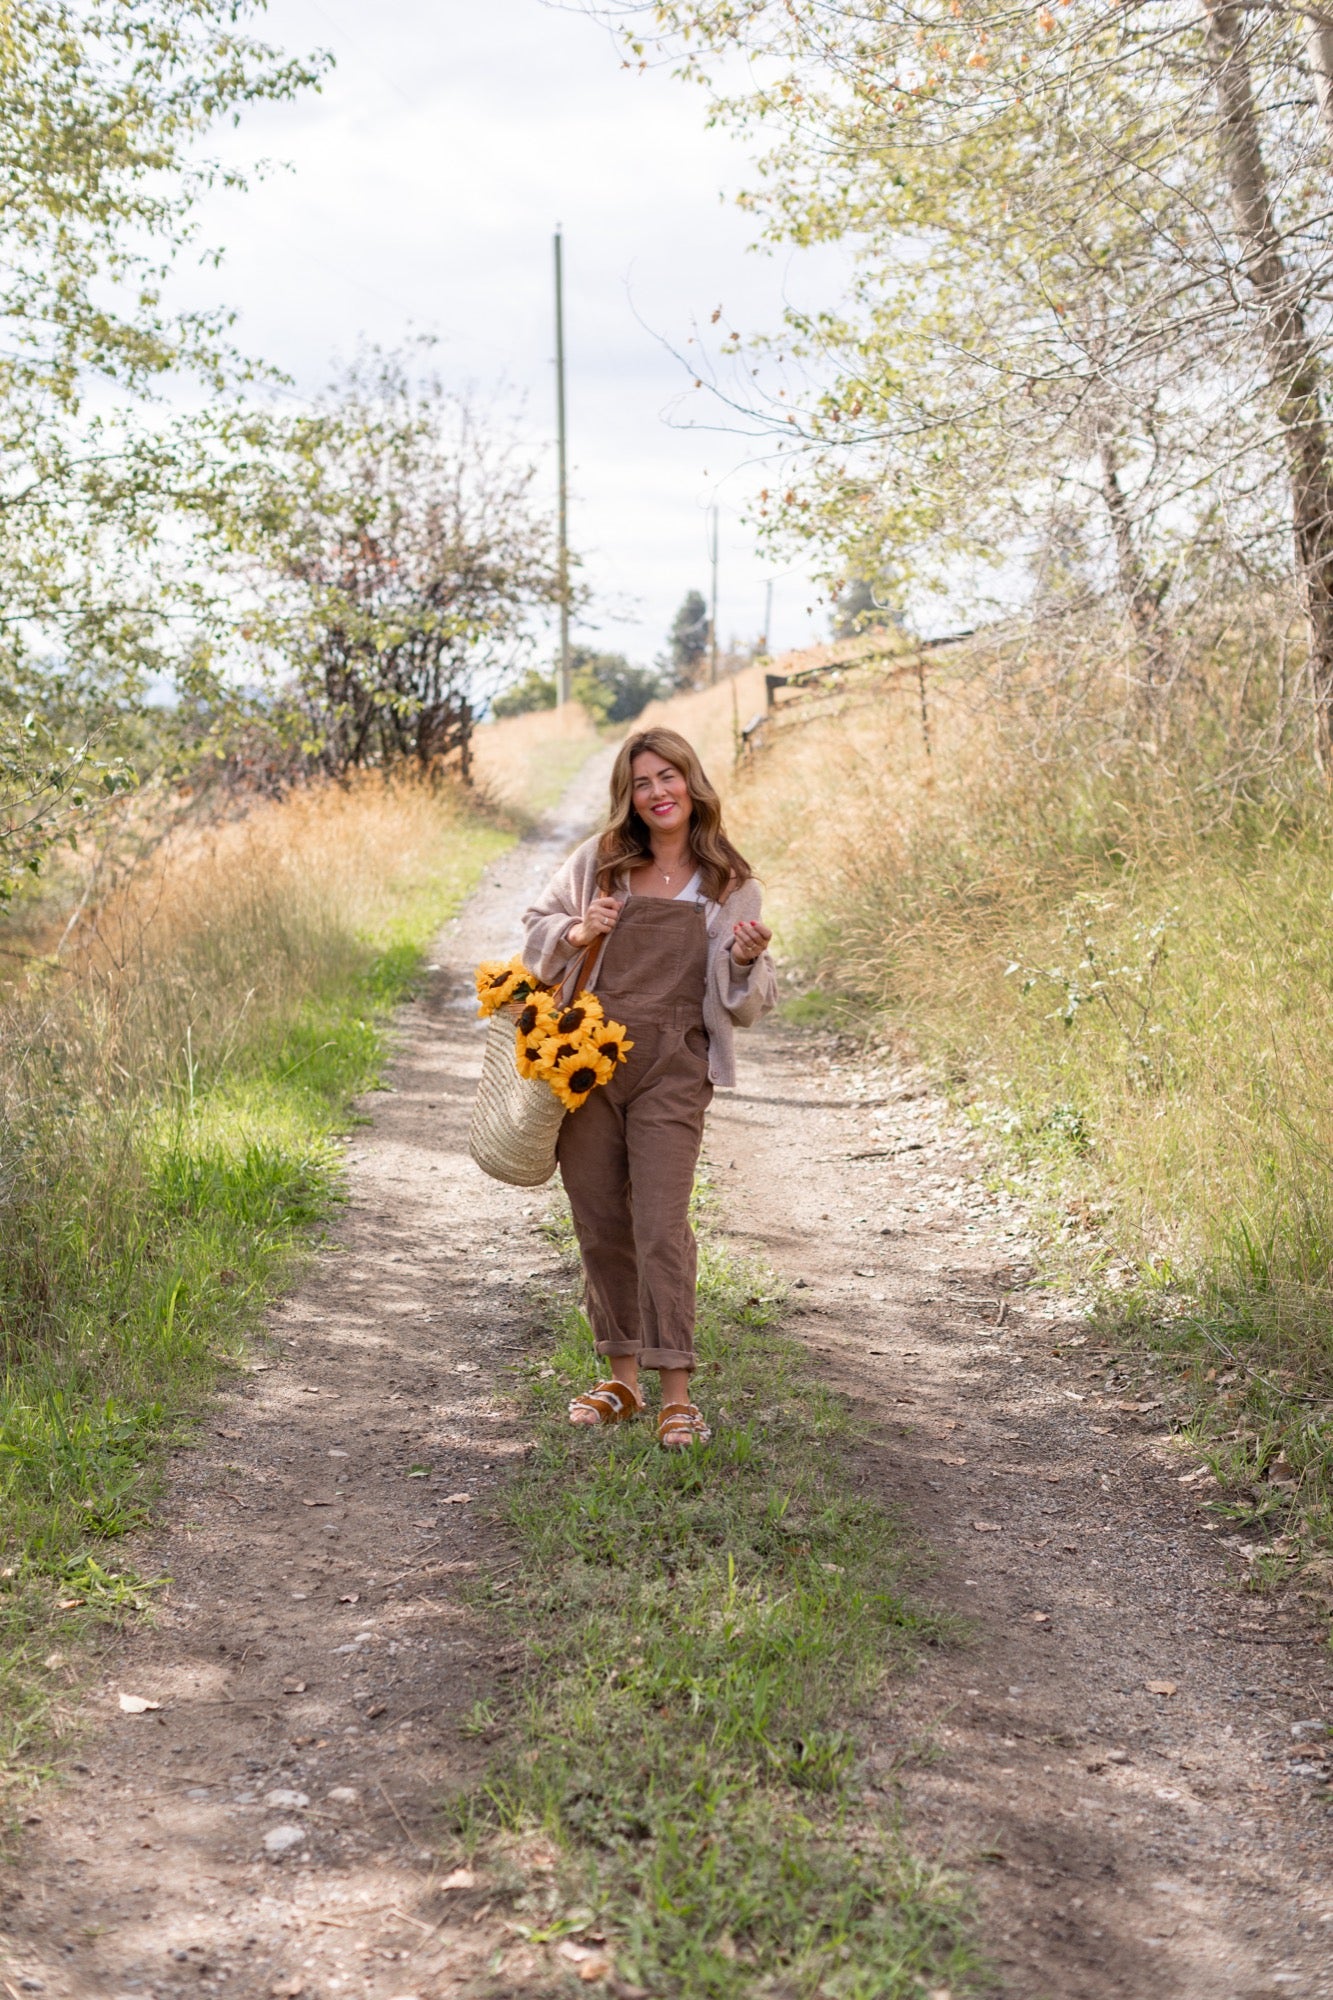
top-left (595, 726), bottom-right (752, 903)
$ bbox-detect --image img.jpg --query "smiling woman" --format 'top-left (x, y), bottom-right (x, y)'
top-left (521, 727), bottom-right (776, 1451)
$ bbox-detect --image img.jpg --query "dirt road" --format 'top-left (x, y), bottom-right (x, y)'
top-left (711, 1038), bottom-right (1333, 2000)
top-left (2, 745), bottom-right (1330, 2000)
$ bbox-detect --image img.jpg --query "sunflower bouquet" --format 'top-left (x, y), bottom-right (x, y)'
top-left (474, 955), bottom-right (632, 1112)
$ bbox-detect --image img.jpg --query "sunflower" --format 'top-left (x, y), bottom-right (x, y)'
top-left (514, 995), bottom-right (558, 1041)
top-left (515, 1028), bottom-right (552, 1079)
top-left (547, 1041), bottom-right (615, 1110)
top-left (553, 993), bottom-right (605, 1038)
top-left (591, 1018), bottom-right (634, 1068)
top-left (475, 955), bottom-right (544, 1016)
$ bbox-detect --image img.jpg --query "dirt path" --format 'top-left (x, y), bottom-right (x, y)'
top-left (3, 750), bottom-right (1330, 2000)
top-left (0, 749), bottom-right (618, 2000)
top-left (710, 1031), bottom-right (1333, 2000)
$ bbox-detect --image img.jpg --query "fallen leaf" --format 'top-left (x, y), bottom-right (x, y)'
top-left (442, 1493), bottom-right (473, 1505)
top-left (58, 1597), bottom-right (85, 1610)
top-left (302, 1499), bottom-right (333, 1508)
top-left (118, 1693), bottom-right (161, 1714)
top-left (366, 1701), bottom-right (387, 1718)
top-left (932, 1454), bottom-right (967, 1466)
top-left (1145, 1680), bottom-right (1178, 1697)
top-left (972, 1520), bottom-right (1002, 1533)
top-left (1030, 1612), bottom-right (1050, 1623)
top-left (440, 1867), bottom-right (476, 1890)
top-left (216, 1428), bottom-right (242, 1440)
top-left (578, 1963), bottom-right (612, 1985)
top-left (339, 1593), bottom-right (360, 1604)
top-left (281, 1679), bottom-right (307, 1695)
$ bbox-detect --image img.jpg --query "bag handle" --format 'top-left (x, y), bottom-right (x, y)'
top-left (572, 934), bottom-right (602, 995)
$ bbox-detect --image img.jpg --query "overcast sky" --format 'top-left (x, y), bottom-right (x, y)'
top-left (185, 0), bottom-right (837, 666)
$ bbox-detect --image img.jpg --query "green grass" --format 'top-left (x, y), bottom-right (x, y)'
top-left (0, 787), bottom-right (512, 1780)
top-left (450, 1204), bottom-right (977, 2000)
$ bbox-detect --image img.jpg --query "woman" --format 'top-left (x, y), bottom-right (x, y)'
top-left (522, 726), bottom-right (776, 1450)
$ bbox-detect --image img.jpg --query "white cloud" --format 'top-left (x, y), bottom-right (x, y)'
top-left (177, 0), bottom-right (838, 661)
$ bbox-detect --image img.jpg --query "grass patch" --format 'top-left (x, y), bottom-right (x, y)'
top-left (453, 1205), bottom-right (976, 1999)
top-left (0, 772), bottom-right (513, 1779)
top-left (725, 654), bottom-right (1333, 1621)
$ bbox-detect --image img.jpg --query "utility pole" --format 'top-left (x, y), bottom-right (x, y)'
top-left (709, 503), bottom-right (719, 685)
top-left (762, 578), bottom-right (774, 658)
top-left (554, 228), bottom-right (571, 706)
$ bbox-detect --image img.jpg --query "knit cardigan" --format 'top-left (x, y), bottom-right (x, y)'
top-left (521, 836), bottom-right (777, 1088)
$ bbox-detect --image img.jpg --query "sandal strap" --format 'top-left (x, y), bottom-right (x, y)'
top-left (657, 1401), bottom-right (711, 1443)
top-left (569, 1379), bottom-right (642, 1424)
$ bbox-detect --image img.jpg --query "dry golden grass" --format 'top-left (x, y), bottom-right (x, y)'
top-left (471, 702), bottom-right (602, 814)
top-left (707, 643), bottom-right (1333, 1554)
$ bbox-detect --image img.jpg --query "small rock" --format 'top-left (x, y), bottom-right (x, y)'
top-left (326, 1786), bottom-right (359, 1804)
top-left (263, 1824), bottom-right (305, 1856)
top-left (263, 1789), bottom-right (309, 1810)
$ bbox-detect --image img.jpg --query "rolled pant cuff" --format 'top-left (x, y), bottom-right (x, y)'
top-left (593, 1338), bottom-right (695, 1373)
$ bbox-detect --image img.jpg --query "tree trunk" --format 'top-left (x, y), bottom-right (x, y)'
top-left (1099, 437), bottom-right (1169, 686)
top-left (1204, 0), bottom-right (1333, 759)
top-left (1304, 8), bottom-right (1333, 141)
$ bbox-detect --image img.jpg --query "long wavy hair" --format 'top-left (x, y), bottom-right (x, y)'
top-left (595, 727), bottom-right (752, 902)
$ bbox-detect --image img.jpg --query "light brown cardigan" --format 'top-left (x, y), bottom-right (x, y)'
top-left (521, 835), bottom-right (777, 1088)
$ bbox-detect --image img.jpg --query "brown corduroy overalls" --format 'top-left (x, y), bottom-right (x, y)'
top-left (556, 895), bottom-right (712, 1374)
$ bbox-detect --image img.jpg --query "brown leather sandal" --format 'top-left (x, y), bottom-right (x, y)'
top-left (568, 1379), bottom-right (644, 1427)
top-left (657, 1401), bottom-right (712, 1450)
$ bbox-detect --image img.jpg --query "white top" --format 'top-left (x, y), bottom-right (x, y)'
top-left (616, 865), bottom-right (706, 905)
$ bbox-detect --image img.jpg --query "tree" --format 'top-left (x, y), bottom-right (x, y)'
top-left (0, 2), bottom-right (326, 897)
top-left (230, 349), bottom-right (564, 777)
top-left (661, 589), bottom-right (710, 690)
top-left (570, 650), bottom-right (662, 722)
top-left (833, 574), bottom-right (903, 639)
top-left (599, 1), bottom-right (1333, 744)
top-left (492, 670), bottom-right (558, 720)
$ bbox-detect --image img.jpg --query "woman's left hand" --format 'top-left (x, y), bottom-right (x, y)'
top-left (730, 919), bottom-right (772, 967)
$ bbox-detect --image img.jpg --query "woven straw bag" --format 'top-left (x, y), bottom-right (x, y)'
top-left (467, 940), bottom-right (599, 1187)
top-left (468, 1002), bottom-right (566, 1186)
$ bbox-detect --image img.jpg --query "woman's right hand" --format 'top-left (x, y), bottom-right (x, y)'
top-left (567, 896), bottom-right (622, 952)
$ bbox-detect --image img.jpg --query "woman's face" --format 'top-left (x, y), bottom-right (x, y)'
top-left (630, 751), bottom-right (692, 837)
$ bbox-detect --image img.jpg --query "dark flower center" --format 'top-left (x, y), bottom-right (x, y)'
top-left (552, 1040), bottom-right (577, 1062)
top-left (568, 1067), bottom-right (597, 1094)
top-left (517, 1003), bottom-right (542, 1035)
top-left (557, 1006), bottom-right (587, 1034)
